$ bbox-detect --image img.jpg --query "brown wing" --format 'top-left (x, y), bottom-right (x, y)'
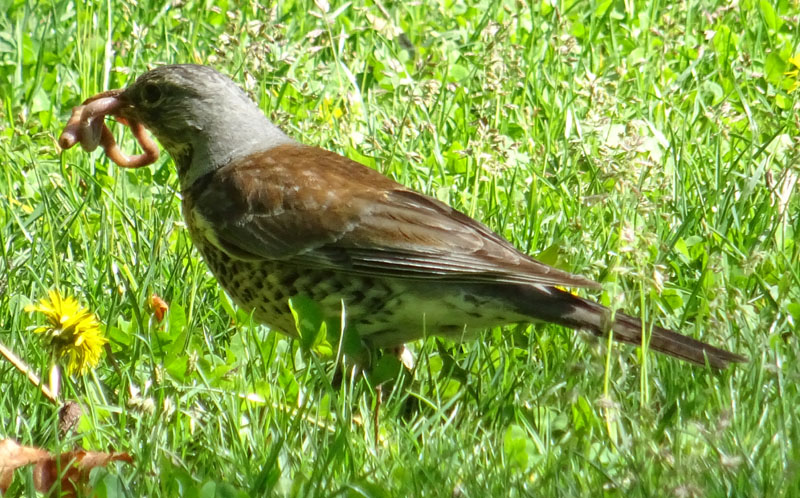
top-left (186, 144), bottom-right (600, 289)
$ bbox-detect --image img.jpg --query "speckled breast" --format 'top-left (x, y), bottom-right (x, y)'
top-left (180, 198), bottom-right (403, 340)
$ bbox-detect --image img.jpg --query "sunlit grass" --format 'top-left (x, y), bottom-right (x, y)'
top-left (0, 0), bottom-right (798, 496)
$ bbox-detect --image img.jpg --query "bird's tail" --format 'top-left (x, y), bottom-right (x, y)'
top-left (521, 287), bottom-right (747, 368)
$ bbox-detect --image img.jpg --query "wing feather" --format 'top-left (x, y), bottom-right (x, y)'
top-left (186, 144), bottom-right (600, 289)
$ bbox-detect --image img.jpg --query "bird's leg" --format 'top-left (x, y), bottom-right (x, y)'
top-left (373, 383), bottom-right (382, 446)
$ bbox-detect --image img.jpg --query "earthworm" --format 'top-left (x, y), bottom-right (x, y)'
top-left (59, 90), bottom-right (159, 168)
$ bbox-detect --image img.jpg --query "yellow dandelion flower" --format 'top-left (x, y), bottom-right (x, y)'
top-left (785, 54), bottom-right (800, 93)
top-left (25, 290), bottom-right (107, 375)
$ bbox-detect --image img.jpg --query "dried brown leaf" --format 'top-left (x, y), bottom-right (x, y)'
top-left (0, 439), bottom-right (50, 494)
top-left (0, 439), bottom-right (131, 497)
top-left (33, 450), bottom-right (132, 497)
top-left (149, 293), bottom-right (169, 322)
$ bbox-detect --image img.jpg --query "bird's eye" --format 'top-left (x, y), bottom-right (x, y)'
top-left (142, 83), bottom-right (162, 104)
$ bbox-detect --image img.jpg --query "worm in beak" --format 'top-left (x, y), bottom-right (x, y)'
top-left (59, 90), bottom-right (159, 168)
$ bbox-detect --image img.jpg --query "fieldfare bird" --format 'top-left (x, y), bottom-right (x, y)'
top-left (59, 64), bottom-right (746, 368)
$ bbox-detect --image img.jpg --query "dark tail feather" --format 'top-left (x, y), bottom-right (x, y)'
top-left (602, 307), bottom-right (747, 368)
top-left (522, 287), bottom-right (748, 368)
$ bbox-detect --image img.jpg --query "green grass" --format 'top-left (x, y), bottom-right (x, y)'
top-left (1, 0), bottom-right (798, 496)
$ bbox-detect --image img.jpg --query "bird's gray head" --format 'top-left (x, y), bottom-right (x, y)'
top-left (117, 64), bottom-right (294, 188)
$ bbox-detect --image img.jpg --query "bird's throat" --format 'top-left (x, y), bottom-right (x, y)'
top-left (168, 144), bottom-right (195, 188)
